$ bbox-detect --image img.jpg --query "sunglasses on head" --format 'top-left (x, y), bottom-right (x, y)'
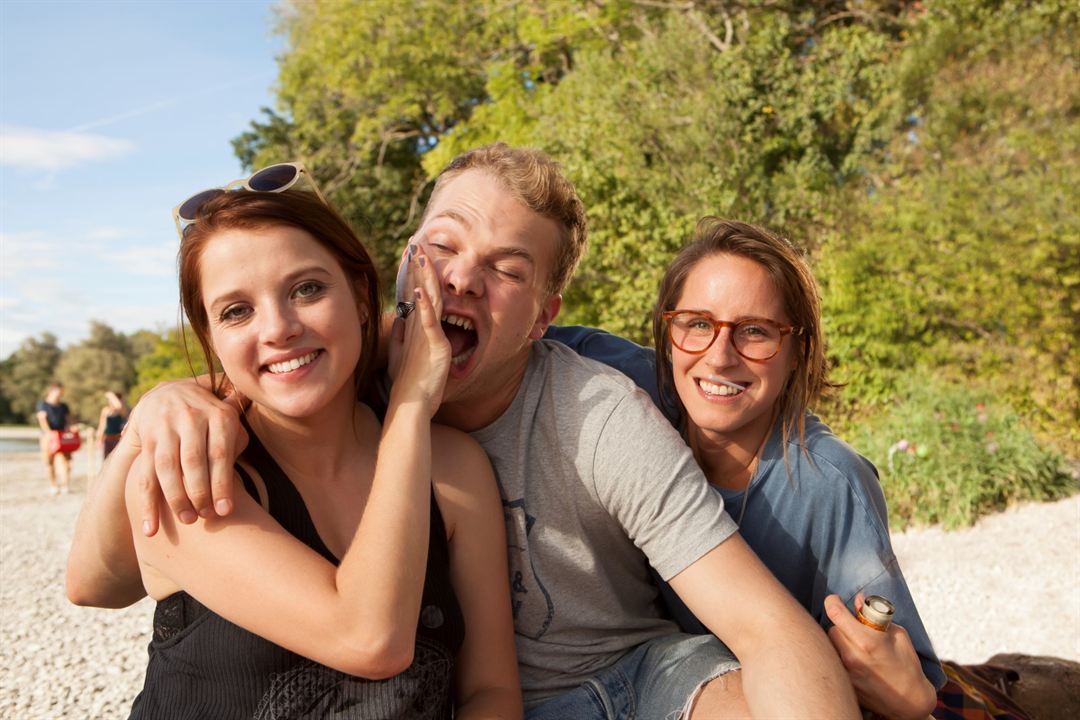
top-left (172, 162), bottom-right (327, 239)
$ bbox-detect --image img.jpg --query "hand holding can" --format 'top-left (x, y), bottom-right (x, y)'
top-left (856, 595), bottom-right (895, 632)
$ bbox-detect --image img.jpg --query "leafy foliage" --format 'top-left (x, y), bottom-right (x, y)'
top-left (0, 322), bottom-right (196, 424)
top-left (0, 333), bottom-right (62, 422)
top-left (53, 321), bottom-right (137, 422)
top-left (128, 326), bottom-right (212, 405)
top-left (234, 0), bottom-right (628, 292)
top-left (818, 0), bottom-right (1080, 452)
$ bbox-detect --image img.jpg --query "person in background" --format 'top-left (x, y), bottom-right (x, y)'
top-left (36, 382), bottom-right (73, 496)
top-left (548, 217), bottom-right (944, 719)
top-left (96, 390), bottom-right (128, 459)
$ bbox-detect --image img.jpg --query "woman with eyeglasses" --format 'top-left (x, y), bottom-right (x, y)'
top-left (550, 217), bottom-right (944, 720)
top-left (77, 166), bottom-right (519, 719)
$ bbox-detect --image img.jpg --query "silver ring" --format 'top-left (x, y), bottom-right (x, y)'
top-left (395, 301), bottom-right (416, 319)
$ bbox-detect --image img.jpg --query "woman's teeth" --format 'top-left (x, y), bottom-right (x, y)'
top-left (452, 346), bottom-right (475, 366)
top-left (267, 351), bottom-right (318, 374)
top-left (699, 379), bottom-right (746, 396)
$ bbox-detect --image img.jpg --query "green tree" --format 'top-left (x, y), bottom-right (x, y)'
top-left (525, 8), bottom-right (904, 336)
top-left (232, 0), bottom-right (1078, 467)
top-left (233, 0), bottom-right (639, 288)
top-left (0, 333), bottom-right (62, 422)
top-left (817, 0), bottom-right (1080, 453)
top-left (0, 356), bottom-right (18, 423)
top-left (55, 322), bottom-right (136, 422)
top-left (130, 327), bottom-right (211, 405)
top-left (236, 1), bottom-right (912, 333)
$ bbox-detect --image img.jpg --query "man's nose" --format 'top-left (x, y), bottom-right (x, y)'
top-left (443, 256), bottom-right (483, 297)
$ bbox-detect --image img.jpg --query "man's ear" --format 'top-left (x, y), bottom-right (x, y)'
top-left (528, 294), bottom-right (562, 340)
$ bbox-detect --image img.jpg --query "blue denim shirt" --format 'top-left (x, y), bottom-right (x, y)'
top-left (544, 324), bottom-right (946, 689)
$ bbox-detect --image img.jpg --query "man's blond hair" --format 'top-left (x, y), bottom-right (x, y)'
top-left (427, 143), bottom-right (588, 294)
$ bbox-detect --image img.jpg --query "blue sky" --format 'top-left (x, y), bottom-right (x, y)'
top-left (1, 0), bottom-right (283, 358)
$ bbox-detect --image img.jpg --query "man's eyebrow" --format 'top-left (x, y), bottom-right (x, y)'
top-left (431, 208), bottom-right (473, 230)
top-left (492, 245), bottom-right (536, 266)
top-left (429, 209), bottom-right (535, 265)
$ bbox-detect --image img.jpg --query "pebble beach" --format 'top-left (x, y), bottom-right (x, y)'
top-left (2, 436), bottom-right (1078, 719)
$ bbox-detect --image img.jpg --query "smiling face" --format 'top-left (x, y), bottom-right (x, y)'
top-left (198, 225), bottom-right (365, 423)
top-left (671, 253), bottom-right (796, 451)
top-left (411, 169), bottom-right (562, 428)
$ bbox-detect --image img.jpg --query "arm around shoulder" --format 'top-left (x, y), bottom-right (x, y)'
top-left (670, 532), bottom-right (860, 719)
top-left (66, 432), bottom-right (147, 608)
top-left (431, 426), bottom-right (522, 718)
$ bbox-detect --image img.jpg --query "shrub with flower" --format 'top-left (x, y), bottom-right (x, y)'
top-left (848, 377), bottom-right (1072, 529)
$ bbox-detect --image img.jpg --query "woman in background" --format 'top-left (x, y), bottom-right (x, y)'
top-left (95, 390), bottom-right (128, 459)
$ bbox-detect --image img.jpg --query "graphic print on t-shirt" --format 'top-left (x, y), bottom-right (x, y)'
top-left (503, 497), bottom-right (554, 639)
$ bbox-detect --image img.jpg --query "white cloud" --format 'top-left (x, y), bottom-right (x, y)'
top-left (0, 231), bottom-right (59, 277)
top-left (0, 283), bottom-right (177, 360)
top-left (86, 226), bottom-right (133, 242)
top-left (0, 125), bottom-right (135, 172)
top-left (106, 240), bottom-right (178, 278)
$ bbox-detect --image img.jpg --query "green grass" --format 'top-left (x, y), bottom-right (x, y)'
top-left (847, 376), bottom-right (1076, 530)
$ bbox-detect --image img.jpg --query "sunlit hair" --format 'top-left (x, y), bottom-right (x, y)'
top-left (177, 189), bottom-right (381, 401)
top-left (652, 217), bottom-right (831, 455)
top-left (425, 143), bottom-right (588, 294)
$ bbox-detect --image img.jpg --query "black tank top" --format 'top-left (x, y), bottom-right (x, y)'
top-left (129, 425), bottom-right (465, 720)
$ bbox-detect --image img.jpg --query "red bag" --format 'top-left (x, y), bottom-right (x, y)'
top-left (47, 430), bottom-right (81, 454)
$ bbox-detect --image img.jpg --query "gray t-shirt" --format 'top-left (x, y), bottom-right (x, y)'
top-left (470, 340), bottom-right (737, 702)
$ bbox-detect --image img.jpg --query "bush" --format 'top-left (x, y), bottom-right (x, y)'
top-left (848, 377), bottom-right (1074, 530)
top-left (817, 1), bottom-right (1080, 454)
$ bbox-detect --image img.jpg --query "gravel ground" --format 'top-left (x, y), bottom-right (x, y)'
top-left (2, 448), bottom-right (1078, 719)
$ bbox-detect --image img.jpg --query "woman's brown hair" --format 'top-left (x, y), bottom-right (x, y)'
top-left (652, 217), bottom-right (831, 454)
top-left (177, 189), bottom-right (381, 402)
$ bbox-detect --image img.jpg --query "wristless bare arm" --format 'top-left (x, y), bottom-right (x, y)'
top-left (670, 533), bottom-right (861, 719)
top-left (66, 434), bottom-right (146, 607)
top-left (121, 398), bottom-right (432, 675)
top-left (64, 376), bottom-right (248, 607)
top-left (429, 426), bottom-right (522, 717)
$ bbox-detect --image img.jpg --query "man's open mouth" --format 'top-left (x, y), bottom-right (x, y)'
top-left (442, 314), bottom-right (478, 366)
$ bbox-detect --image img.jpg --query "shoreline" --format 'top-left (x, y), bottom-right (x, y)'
top-left (0, 426), bottom-right (43, 440)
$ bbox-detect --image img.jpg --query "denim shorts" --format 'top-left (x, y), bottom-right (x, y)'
top-left (524, 633), bottom-right (741, 720)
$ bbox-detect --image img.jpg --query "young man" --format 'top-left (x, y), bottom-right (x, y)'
top-left (37, 382), bottom-right (73, 495)
top-left (68, 145), bottom-right (858, 718)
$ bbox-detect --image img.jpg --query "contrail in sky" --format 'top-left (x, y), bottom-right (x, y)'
top-left (67, 99), bottom-right (177, 133)
top-left (66, 71), bottom-right (276, 133)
